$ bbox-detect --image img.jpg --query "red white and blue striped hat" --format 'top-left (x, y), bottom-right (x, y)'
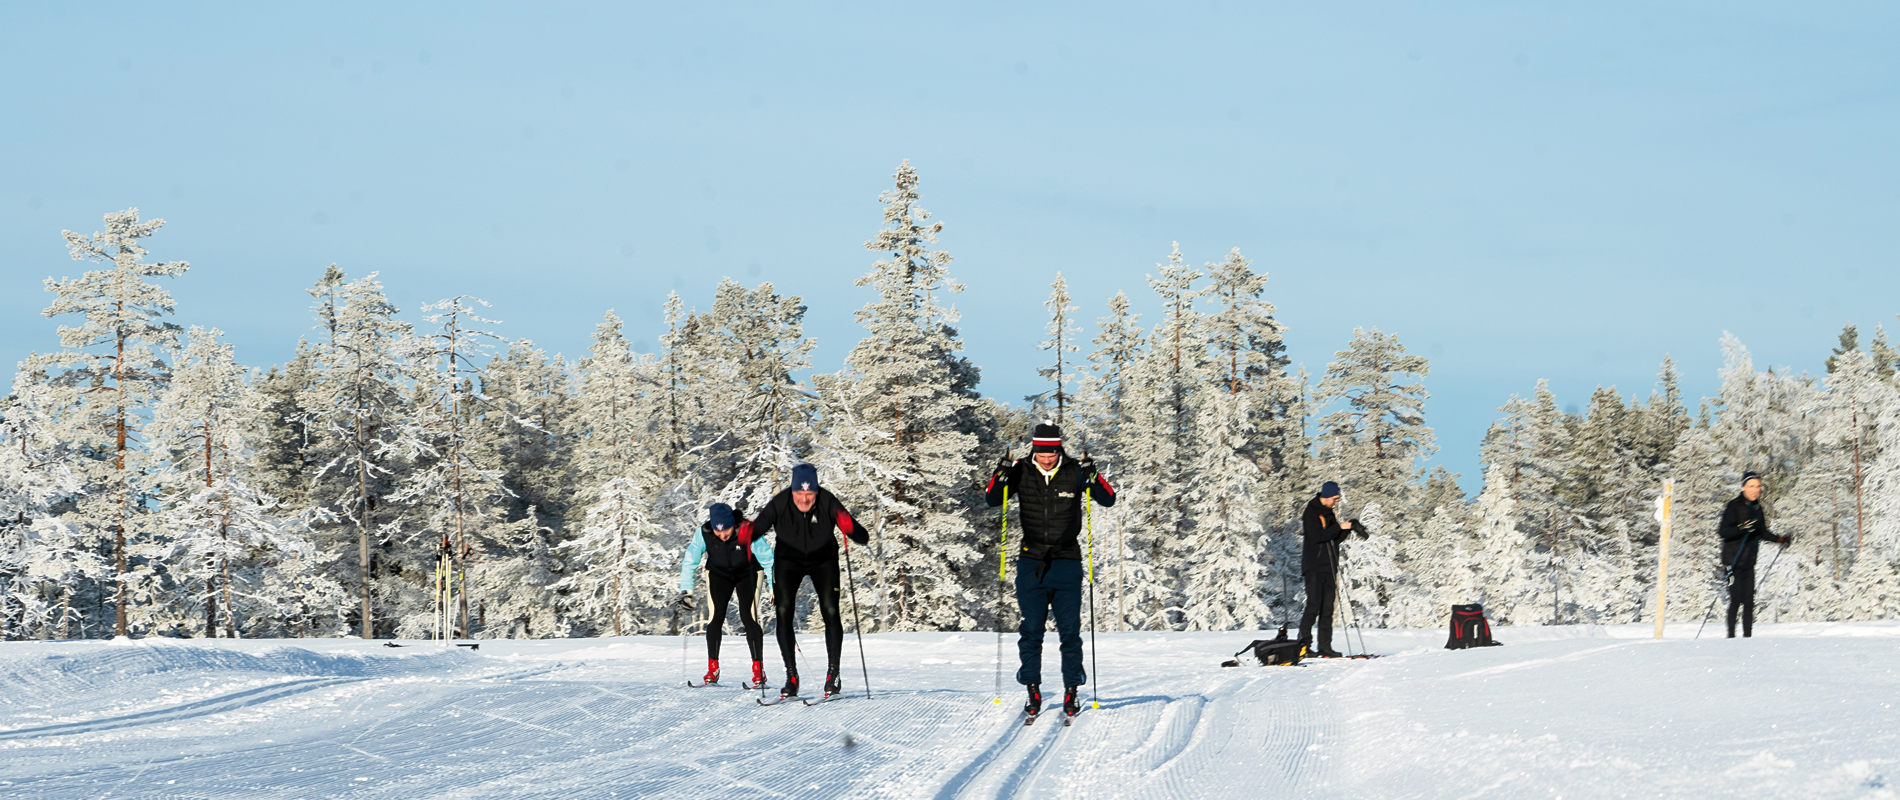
top-left (1031, 421), bottom-right (1064, 454)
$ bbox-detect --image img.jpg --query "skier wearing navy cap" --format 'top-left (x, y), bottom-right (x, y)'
top-left (746, 463), bottom-right (868, 699)
top-left (677, 502), bottom-right (774, 687)
top-left (984, 422), bottom-right (1116, 719)
top-left (1297, 481), bottom-right (1366, 658)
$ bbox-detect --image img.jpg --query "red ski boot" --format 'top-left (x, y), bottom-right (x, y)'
top-left (751, 661), bottom-right (767, 688)
top-left (702, 659), bottom-right (720, 685)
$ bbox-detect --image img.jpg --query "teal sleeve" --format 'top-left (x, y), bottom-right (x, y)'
top-left (751, 534), bottom-right (774, 576)
top-left (679, 533), bottom-right (705, 593)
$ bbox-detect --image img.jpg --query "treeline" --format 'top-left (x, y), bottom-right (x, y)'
top-left (2, 162), bottom-right (1896, 641)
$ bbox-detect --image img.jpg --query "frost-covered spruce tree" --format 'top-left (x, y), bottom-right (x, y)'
top-left (482, 339), bottom-right (578, 535)
top-left (1846, 359), bottom-right (1900, 620)
top-left (1477, 382), bottom-right (1575, 623)
top-left (1112, 243), bottom-right (1208, 630)
top-left (1563, 386), bottom-right (1644, 623)
top-left (25, 209), bottom-right (189, 637)
top-left (827, 161), bottom-right (983, 631)
top-left (1028, 273), bottom-right (1081, 427)
top-left (1201, 247), bottom-right (1302, 617)
top-left (1338, 502), bottom-right (1401, 629)
top-left (1178, 388), bottom-right (1272, 630)
top-left (298, 268), bottom-right (425, 638)
top-left (1075, 291), bottom-right (1150, 631)
top-left (0, 375), bottom-right (84, 639)
top-left (145, 327), bottom-right (342, 637)
top-left (558, 311), bottom-right (672, 636)
top-left (1468, 464), bottom-right (1541, 624)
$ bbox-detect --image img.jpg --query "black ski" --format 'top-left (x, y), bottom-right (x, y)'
top-left (757, 695), bottom-right (797, 707)
top-left (1022, 711), bottom-right (1039, 726)
top-left (686, 680), bottom-right (718, 688)
top-left (802, 693), bottom-right (844, 706)
top-left (1062, 712), bottom-right (1074, 727)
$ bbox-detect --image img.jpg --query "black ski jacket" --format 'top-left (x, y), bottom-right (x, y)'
top-left (1301, 495), bottom-right (1352, 574)
top-left (984, 453), bottom-right (1116, 562)
top-left (1717, 494), bottom-right (1783, 572)
top-left (748, 487), bottom-right (867, 560)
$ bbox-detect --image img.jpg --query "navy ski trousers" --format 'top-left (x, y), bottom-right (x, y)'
top-left (1015, 558), bottom-right (1086, 688)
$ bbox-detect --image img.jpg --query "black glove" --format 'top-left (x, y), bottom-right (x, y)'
top-left (997, 455), bottom-right (1014, 473)
top-left (674, 592), bottom-right (694, 612)
top-left (1349, 519), bottom-right (1369, 539)
top-left (1077, 454), bottom-right (1095, 471)
top-left (1778, 533), bottom-right (1793, 547)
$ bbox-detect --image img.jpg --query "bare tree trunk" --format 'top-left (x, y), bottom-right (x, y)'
top-left (358, 387), bottom-right (373, 639)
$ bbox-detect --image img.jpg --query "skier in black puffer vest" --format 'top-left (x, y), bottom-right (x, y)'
top-left (1297, 481), bottom-right (1366, 658)
top-left (1717, 472), bottom-right (1790, 638)
top-left (677, 502), bottom-right (774, 687)
top-left (984, 422), bottom-right (1116, 718)
top-left (746, 463), bottom-right (867, 699)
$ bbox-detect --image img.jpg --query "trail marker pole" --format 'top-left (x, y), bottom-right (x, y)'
top-left (1653, 480), bottom-right (1674, 638)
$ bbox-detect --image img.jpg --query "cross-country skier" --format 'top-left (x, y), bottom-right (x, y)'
top-left (984, 422), bottom-right (1116, 719)
top-left (677, 502), bottom-right (774, 686)
top-left (746, 463), bottom-right (867, 699)
top-left (1297, 481), bottom-right (1367, 658)
top-left (1718, 472), bottom-right (1791, 638)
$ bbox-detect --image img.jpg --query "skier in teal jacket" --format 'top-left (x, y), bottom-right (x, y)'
top-left (678, 502), bottom-right (775, 686)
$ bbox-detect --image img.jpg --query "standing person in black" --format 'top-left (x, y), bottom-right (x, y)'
top-left (1297, 481), bottom-right (1366, 658)
top-left (1718, 472), bottom-right (1791, 638)
top-left (677, 503), bottom-right (775, 687)
top-left (747, 463), bottom-right (867, 699)
top-left (983, 422), bottom-right (1116, 718)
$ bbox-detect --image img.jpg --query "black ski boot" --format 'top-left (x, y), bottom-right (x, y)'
top-left (1024, 684), bottom-right (1043, 715)
top-left (823, 665), bottom-right (842, 697)
top-left (780, 670), bottom-right (800, 698)
top-left (1063, 686), bottom-right (1082, 716)
top-left (1315, 645), bottom-right (1345, 658)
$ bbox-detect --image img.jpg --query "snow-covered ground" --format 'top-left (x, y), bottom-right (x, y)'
top-left (1, 622), bottom-right (1895, 799)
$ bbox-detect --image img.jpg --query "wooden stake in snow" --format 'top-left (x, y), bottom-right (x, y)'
top-left (1653, 480), bottom-right (1674, 639)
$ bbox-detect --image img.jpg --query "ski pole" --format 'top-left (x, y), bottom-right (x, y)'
top-left (1327, 542), bottom-right (1352, 657)
top-left (843, 542), bottom-right (872, 699)
top-left (996, 483), bottom-right (1009, 706)
top-left (1695, 527), bottom-right (1758, 640)
top-left (1086, 485), bottom-right (1100, 710)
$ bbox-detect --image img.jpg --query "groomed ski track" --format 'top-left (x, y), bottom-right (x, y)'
top-left (0, 623), bottom-right (1895, 799)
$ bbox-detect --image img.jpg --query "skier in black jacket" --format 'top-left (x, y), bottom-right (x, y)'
top-left (984, 422), bottom-right (1116, 717)
top-left (677, 503), bottom-right (775, 686)
top-left (1717, 472), bottom-right (1791, 638)
top-left (1297, 481), bottom-right (1366, 658)
top-left (747, 463), bottom-right (867, 698)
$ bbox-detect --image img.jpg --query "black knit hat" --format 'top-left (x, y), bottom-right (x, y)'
top-left (1031, 421), bottom-right (1063, 454)
top-left (1741, 471), bottom-right (1763, 488)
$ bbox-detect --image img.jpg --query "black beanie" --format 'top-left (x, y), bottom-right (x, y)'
top-left (1031, 421), bottom-right (1063, 454)
top-left (1741, 471), bottom-right (1762, 489)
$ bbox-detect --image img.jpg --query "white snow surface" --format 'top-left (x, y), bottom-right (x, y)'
top-left (1, 622), bottom-right (1896, 799)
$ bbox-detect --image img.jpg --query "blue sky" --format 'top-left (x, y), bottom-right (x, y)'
top-left (4, 3), bottom-right (1897, 494)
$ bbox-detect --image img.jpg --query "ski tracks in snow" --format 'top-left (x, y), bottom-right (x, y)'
top-left (933, 664), bottom-right (1339, 800)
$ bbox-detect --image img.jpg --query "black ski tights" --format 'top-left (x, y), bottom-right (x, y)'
top-left (1726, 565), bottom-right (1756, 638)
top-left (707, 567), bottom-right (763, 662)
top-left (773, 555), bottom-right (842, 676)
